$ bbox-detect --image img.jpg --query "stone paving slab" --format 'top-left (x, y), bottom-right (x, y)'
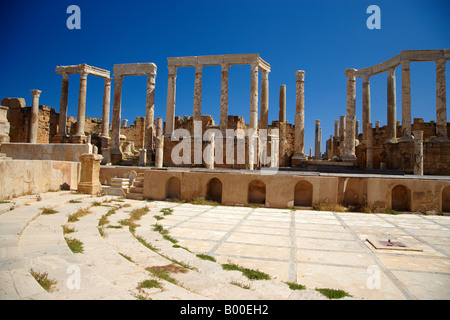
top-left (159, 203), bottom-right (450, 300)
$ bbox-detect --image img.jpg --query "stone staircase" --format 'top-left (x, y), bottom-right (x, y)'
top-left (127, 173), bottom-right (144, 200)
top-left (0, 191), bottom-right (328, 300)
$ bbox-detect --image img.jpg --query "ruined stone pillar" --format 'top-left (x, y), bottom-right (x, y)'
top-left (260, 70), bottom-right (269, 130)
top-left (435, 59), bottom-right (448, 141)
top-left (362, 75), bottom-right (371, 143)
top-left (293, 70), bottom-right (306, 161)
top-left (413, 130), bottom-right (424, 175)
top-left (78, 153), bottom-right (103, 195)
top-left (145, 72), bottom-right (156, 149)
top-left (111, 75), bottom-right (124, 164)
top-left (0, 106), bottom-right (10, 144)
top-left (155, 117), bottom-right (164, 168)
top-left (342, 69), bottom-right (357, 161)
top-left (334, 120), bottom-right (339, 137)
top-left (205, 132), bottom-right (215, 170)
top-left (249, 63), bottom-right (259, 130)
top-left (355, 120), bottom-right (360, 140)
top-left (75, 72), bottom-right (88, 138)
top-left (57, 73), bottom-right (69, 139)
top-left (386, 67), bottom-right (397, 143)
top-left (29, 89), bottom-right (41, 143)
top-left (315, 120), bottom-right (321, 160)
top-left (400, 60), bottom-right (413, 141)
top-left (279, 85), bottom-right (287, 167)
top-left (193, 65), bottom-right (203, 122)
top-left (220, 63), bottom-right (230, 133)
top-left (165, 66), bottom-right (177, 136)
top-left (101, 77), bottom-right (112, 139)
top-left (366, 123), bottom-right (373, 169)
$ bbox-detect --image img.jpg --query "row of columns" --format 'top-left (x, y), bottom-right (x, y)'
top-left (55, 72), bottom-right (112, 143)
top-left (165, 63), bottom-right (270, 136)
top-left (343, 58), bottom-right (447, 163)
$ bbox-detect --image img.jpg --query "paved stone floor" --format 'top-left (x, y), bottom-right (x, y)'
top-left (1, 192), bottom-right (449, 300)
top-left (158, 202), bottom-right (450, 300)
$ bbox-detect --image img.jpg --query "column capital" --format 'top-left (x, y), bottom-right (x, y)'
top-left (250, 62), bottom-right (259, 72)
top-left (147, 72), bottom-right (157, 84)
top-left (344, 68), bottom-right (357, 80)
top-left (401, 60), bottom-right (410, 70)
top-left (361, 74), bottom-right (370, 83)
top-left (195, 65), bottom-right (203, 73)
top-left (104, 77), bottom-right (112, 85)
top-left (387, 67), bottom-right (396, 77)
top-left (315, 119), bottom-right (320, 125)
top-left (80, 72), bottom-right (88, 80)
top-left (30, 89), bottom-right (42, 97)
top-left (436, 59), bottom-right (446, 69)
top-left (220, 63), bottom-right (230, 72)
top-left (168, 65), bottom-right (177, 76)
top-left (261, 70), bottom-right (269, 80)
top-left (295, 70), bottom-right (305, 82)
top-left (62, 73), bottom-right (69, 80)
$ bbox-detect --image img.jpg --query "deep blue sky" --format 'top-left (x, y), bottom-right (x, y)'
top-left (1, 0), bottom-right (449, 152)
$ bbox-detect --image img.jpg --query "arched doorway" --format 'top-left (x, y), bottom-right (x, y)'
top-left (294, 180), bottom-right (313, 207)
top-left (391, 185), bottom-right (411, 212)
top-left (248, 179), bottom-right (266, 205)
top-left (165, 177), bottom-right (181, 200)
top-left (206, 178), bottom-right (222, 203)
top-left (442, 186), bottom-right (450, 213)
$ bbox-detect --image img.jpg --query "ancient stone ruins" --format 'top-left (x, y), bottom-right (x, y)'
top-left (1, 50), bottom-right (450, 213)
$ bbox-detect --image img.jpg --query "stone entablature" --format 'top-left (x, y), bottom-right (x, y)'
top-left (110, 63), bottom-right (157, 164)
top-left (165, 54), bottom-right (271, 135)
top-left (55, 63), bottom-right (112, 144)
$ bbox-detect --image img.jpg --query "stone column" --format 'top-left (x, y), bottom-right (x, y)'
top-left (260, 70), bottom-right (269, 130)
top-left (249, 63), bottom-right (259, 130)
top-left (400, 60), bottom-right (413, 141)
top-left (75, 72), bottom-right (88, 139)
top-left (435, 59), bottom-right (448, 141)
top-left (155, 117), bottom-right (164, 168)
top-left (342, 69), bottom-right (357, 160)
top-left (334, 120), bottom-right (339, 137)
top-left (29, 89), bottom-right (41, 143)
top-left (193, 65), bottom-right (203, 122)
top-left (315, 120), bottom-right (321, 160)
top-left (57, 73), bottom-right (69, 139)
top-left (78, 153), bottom-right (103, 195)
top-left (220, 63), bottom-right (230, 133)
top-left (355, 120), bottom-right (360, 140)
top-left (111, 75), bottom-right (124, 164)
top-left (361, 75), bottom-right (371, 143)
top-left (413, 130), bottom-right (424, 175)
top-left (165, 66), bottom-right (177, 136)
top-left (205, 132), bottom-right (215, 170)
top-left (145, 72), bottom-right (156, 149)
top-left (279, 85), bottom-right (287, 167)
top-left (366, 123), bottom-right (373, 169)
top-left (293, 70), bottom-right (306, 161)
top-left (101, 77), bottom-right (112, 140)
top-left (386, 67), bottom-right (397, 143)
top-left (0, 106), bottom-right (10, 144)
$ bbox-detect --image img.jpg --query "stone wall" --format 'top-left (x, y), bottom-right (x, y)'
top-left (0, 106), bottom-right (10, 143)
top-left (0, 143), bottom-right (94, 162)
top-left (0, 159), bottom-right (79, 200)
top-left (99, 166), bottom-right (450, 213)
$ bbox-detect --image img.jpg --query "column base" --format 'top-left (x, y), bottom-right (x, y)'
top-left (51, 134), bottom-right (68, 143)
top-left (292, 153), bottom-right (307, 166)
top-left (399, 135), bottom-right (414, 142)
top-left (341, 154), bottom-right (357, 161)
top-left (78, 182), bottom-right (102, 195)
top-left (434, 136), bottom-right (450, 142)
top-left (385, 138), bottom-right (398, 144)
top-left (111, 150), bottom-right (123, 165)
top-left (72, 135), bottom-right (87, 144)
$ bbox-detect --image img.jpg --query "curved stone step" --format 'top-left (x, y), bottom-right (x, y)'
top-left (18, 195), bottom-right (135, 299)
